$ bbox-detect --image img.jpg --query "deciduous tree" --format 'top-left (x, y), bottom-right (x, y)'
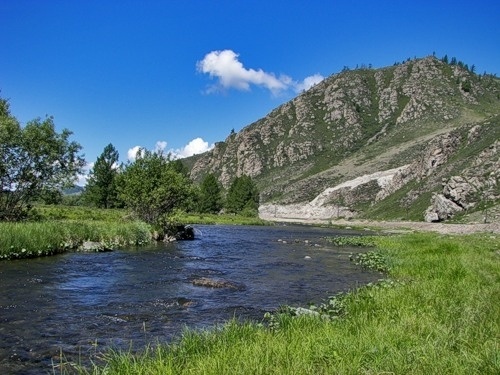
top-left (117, 150), bottom-right (192, 225)
top-left (0, 97), bottom-right (85, 221)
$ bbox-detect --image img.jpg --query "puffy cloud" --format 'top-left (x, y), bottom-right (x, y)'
top-left (171, 137), bottom-right (214, 158)
top-left (127, 146), bottom-right (143, 161)
top-left (197, 49), bottom-right (324, 95)
top-left (197, 50), bottom-right (290, 95)
top-left (293, 73), bottom-right (324, 93)
top-left (127, 138), bottom-right (213, 162)
top-left (154, 141), bottom-right (167, 153)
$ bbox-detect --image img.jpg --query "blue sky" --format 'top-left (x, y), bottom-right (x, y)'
top-left (1, 0), bottom-right (499, 182)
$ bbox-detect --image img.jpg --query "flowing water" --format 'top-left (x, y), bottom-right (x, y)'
top-left (0, 224), bottom-right (381, 374)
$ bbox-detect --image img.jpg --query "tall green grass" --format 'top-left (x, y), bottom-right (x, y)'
top-left (0, 220), bottom-right (152, 259)
top-left (178, 212), bottom-right (269, 226)
top-left (74, 233), bottom-right (499, 374)
top-left (34, 205), bottom-right (130, 222)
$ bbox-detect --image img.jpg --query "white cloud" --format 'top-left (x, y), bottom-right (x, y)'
top-left (197, 49), bottom-right (324, 95)
top-left (154, 141), bottom-right (167, 153)
top-left (171, 137), bottom-right (214, 158)
top-left (127, 138), bottom-right (214, 162)
top-left (293, 73), bottom-right (324, 93)
top-left (127, 146), bottom-right (143, 161)
top-left (76, 162), bottom-right (93, 186)
top-left (197, 49), bottom-right (290, 95)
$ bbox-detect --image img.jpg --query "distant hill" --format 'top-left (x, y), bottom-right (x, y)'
top-left (186, 56), bottom-right (500, 222)
top-left (63, 186), bottom-right (84, 195)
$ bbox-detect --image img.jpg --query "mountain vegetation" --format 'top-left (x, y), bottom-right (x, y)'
top-left (187, 56), bottom-right (500, 222)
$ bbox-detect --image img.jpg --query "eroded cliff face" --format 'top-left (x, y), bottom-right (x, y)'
top-left (425, 136), bottom-right (499, 222)
top-left (188, 56), bottom-right (500, 221)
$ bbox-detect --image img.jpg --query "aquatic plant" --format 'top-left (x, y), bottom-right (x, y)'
top-left (327, 235), bottom-right (377, 247)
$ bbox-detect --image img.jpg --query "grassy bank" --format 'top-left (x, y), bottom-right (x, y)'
top-left (74, 233), bottom-right (499, 374)
top-left (0, 220), bottom-right (152, 260)
top-left (0, 206), bottom-right (268, 260)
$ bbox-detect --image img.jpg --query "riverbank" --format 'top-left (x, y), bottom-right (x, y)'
top-left (0, 205), bottom-right (269, 260)
top-left (0, 220), bottom-right (152, 260)
top-left (74, 232), bottom-right (499, 374)
top-left (260, 215), bottom-right (500, 235)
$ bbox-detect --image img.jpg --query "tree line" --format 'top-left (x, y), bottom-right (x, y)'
top-left (0, 96), bottom-right (259, 226)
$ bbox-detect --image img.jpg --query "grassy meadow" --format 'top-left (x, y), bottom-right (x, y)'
top-left (0, 205), bottom-right (152, 259)
top-left (69, 232), bottom-right (499, 375)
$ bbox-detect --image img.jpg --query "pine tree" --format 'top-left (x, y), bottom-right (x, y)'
top-left (199, 173), bottom-right (222, 213)
top-left (225, 175), bottom-right (259, 215)
top-left (84, 143), bottom-right (120, 208)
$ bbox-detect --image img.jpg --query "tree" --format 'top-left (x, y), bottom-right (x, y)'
top-left (225, 175), bottom-right (259, 215)
top-left (199, 173), bottom-right (222, 213)
top-left (0, 98), bottom-right (85, 221)
top-left (117, 149), bottom-right (192, 225)
top-left (170, 159), bottom-right (189, 176)
top-left (84, 143), bottom-right (120, 208)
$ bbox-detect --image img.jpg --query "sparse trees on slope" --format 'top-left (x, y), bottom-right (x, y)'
top-left (84, 143), bottom-right (120, 208)
top-left (0, 97), bottom-right (85, 221)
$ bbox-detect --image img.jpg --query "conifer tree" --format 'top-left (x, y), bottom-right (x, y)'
top-left (225, 175), bottom-right (259, 215)
top-left (199, 173), bottom-right (222, 213)
top-left (84, 143), bottom-right (120, 208)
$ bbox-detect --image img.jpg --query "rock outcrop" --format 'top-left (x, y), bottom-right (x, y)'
top-left (425, 138), bottom-right (499, 221)
top-left (186, 56), bottom-right (500, 222)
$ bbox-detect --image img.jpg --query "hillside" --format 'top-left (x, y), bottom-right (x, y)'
top-left (187, 56), bottom-right (500, 222)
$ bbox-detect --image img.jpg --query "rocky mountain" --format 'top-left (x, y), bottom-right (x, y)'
top-left (187, 56), bottom-right (500, 222)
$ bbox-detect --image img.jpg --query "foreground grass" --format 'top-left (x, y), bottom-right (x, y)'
top-left (73, 233), bottom-right (499, 374)
top-left (0, 220), bottom-right (152, 259)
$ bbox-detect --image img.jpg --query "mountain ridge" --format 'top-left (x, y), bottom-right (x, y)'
top-left (186, 56), bottom-right (500, 222)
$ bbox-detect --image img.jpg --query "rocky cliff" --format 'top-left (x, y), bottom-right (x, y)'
top-left (187, 56), bottom-right (500, 222)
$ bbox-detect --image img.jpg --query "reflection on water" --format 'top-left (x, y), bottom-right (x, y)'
top-left (0, 224), bottom-right (380, 374)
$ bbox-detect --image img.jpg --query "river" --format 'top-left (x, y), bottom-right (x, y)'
top-left (0, 224), bottom-right (381, 374)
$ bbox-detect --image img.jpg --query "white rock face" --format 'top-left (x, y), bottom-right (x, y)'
top-left (259, 165), bottom-right (410, 221)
